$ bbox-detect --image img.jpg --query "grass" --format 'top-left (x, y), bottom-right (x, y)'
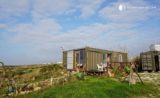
top-left (18, 76), bottom-right (157, 98)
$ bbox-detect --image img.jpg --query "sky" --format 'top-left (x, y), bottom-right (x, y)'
top-left (0, 0), bottom-right (160, 65)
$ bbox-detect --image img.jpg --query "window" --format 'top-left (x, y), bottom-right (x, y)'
top-left (76, 52), bottom-right (80, 64)
top-left (103, 54), bottom-right (107, 63)
top-left (119, 54), bottom-right (123, 62)
top-left (80, 50), bottom-right (84, 64)
top-left (76, 50), bottom-right (85, 64)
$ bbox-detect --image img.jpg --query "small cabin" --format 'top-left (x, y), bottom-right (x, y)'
top-left (63, 47), bottom-right (128, 71)
top-left (140, 44), bottom-right (160, 72)
top-left (140, 51), bottom-right (160, 72)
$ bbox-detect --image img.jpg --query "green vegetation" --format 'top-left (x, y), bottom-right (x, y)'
top-left (1, 64), bottom-right (159, 98)
top-left (75, 72), bottom-right (85, 80)
top-left (124, 65), bottom-right (130, 74)
top-left (0, 64), bottom-right (66, 97)
top-left (38, 64), bottom-right (63, 80)
top-left (19, 76), bottom-right (157, 98)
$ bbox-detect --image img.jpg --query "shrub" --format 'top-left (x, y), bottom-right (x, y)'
top-left (124, 65), bottom-right (130, 74)
top-left (75, 72), bottom-right (84, 80)
top-left (112, 66), bottom-right (118, 74)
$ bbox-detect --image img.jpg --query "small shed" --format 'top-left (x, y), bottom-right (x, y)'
top-left (140, 51), bottom-right (160, 72)
top-left (63, 47), bottom-right (128, 71)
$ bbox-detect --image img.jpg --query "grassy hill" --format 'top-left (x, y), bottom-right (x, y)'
top-left (19, 76), bottom-right (158, 98)
top-left (0, 64), bottom-right (66, 97)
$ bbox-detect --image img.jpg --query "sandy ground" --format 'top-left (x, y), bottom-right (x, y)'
top-left (139, 72), bottom-right (160, 85)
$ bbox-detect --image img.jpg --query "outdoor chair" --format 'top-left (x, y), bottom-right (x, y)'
top-left (97, 64), bottom-right (103, 72)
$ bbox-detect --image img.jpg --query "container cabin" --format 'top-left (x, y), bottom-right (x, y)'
top-left (63, 47), bottom-right (128, 71)
top-left (140, 51), bottom-right (160, 72)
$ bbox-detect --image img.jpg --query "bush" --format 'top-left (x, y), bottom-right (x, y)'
top-left (124, 66), bottom-right (130, 74)
top-left (75, 72), bottom-right (84, 80)
top-left (40, 64), bottom-right (63, 73)
top-left (112, 66), bottom-right (118, 74)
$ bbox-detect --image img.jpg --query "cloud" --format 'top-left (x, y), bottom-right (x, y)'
top-left (0, 23), bottom-right (7, 29)
top-left (8, 18), bottom-right (135, 52)
top-left (3, 17), bottom-right (160, 64)
top-left (31, 0), bottom-right (104, 20)
top-left (0, 0), bottom-right (73, 20)
top-left (10, 18), bottom-right (61, 44)
top-left (0, 0), bottom-right (104, 21)
top-left (99, 0), bottom-right (153, 22)
top-left (77, 0), bottom-right (104, 18)
top-left (0, 0), bottom-right (29, 19)
top-left (32, 0), bottom-right (73, 19)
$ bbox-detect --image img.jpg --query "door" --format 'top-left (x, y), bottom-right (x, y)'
top-left (107, 54), bottom-right (111, 63)
top-left (159, 55), bottom-right (160, 71)
top-left (119, 54), bottom-right (123, 62)
top-left (155, 55), bottom-right (159, 71)
top-left (67, 51), bottom-right (74, 70)
top-left (107, 54), bottom-right (111, 68)
top-left (102, 53), bottom-right (107, 67)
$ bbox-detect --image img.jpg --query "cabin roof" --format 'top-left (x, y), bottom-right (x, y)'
top-left (64, 46), bottom-right (127, 54)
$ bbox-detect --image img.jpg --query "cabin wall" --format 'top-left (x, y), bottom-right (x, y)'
top-left (66, 50), bottom-right (74, 70)
top-left (110, 52), bottom-right (128, 62)
top-left (86, 50), bottom-right (103, 70)
top-left (140, 52), bottom-right (153, 71)
top-left (63, 51), bottom-right (67, 68)
top-left (140, 51), bottom-right (160, 71)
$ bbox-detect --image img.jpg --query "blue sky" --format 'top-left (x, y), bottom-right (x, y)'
top-left (0, 0), bottom-right (160, 65)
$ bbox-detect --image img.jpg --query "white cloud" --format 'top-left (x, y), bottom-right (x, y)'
top-left (99, 0), bottom-right (152, 22)
top-left (10, 18), bottom-right (61, 44)
top-left (0, 0), bottom-right (104, 21)
top-left (3, 16), bottom-right (160, 64)
top-left (77, 0), bottom-right (104, 18)
top-left (32, 0), bottom-right (104, 19)
top-left (32, 0), bottom-right (73, 19)
top-left (0, 23), bottom-right (7, 29)
top-left (8, 18), bottom-right (135, 52)
top-left (0, 0), bottom-right (29, 18)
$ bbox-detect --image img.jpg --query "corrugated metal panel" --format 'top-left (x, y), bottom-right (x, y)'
top-left (141, 52), bottom-right (153, 71)
top-left (67, 50), bottom-right (74, 69)
top-left (86, 50), bottom-right (103, 70)
top-left (63, 51), bottom-right (67, 68)
top-left (111, 52), bottom-right (128, 62)
top-left (86, 49), bottom-right (128, 70)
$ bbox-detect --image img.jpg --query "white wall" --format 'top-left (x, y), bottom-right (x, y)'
top-left (67, 51), bottom-right (74, 69)
top-left (150, 44), bottom-right (160, 51)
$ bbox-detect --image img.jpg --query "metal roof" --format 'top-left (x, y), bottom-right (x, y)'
top-left (64, 46), bottom-right (127, 54)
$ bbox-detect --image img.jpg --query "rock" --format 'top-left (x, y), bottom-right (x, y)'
top-left (34, 87), bottom-right (41, 91)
